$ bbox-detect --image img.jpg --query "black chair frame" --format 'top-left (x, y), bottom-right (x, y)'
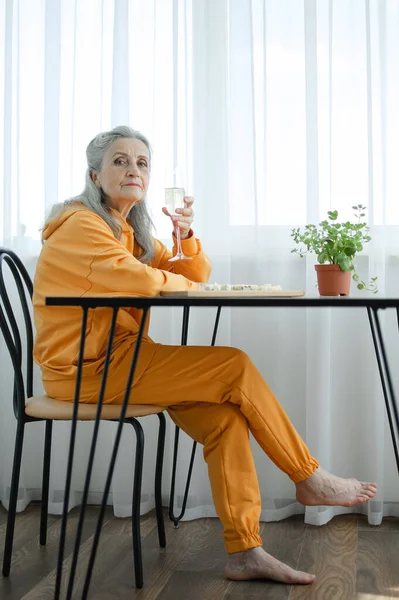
top-left (0, 248), bottom-right (166, 596)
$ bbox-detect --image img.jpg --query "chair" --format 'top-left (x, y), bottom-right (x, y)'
top-left (0, 247), bottom-right (166, 594)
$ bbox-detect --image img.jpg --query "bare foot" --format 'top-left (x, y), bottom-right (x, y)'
top-left (296, 466), bottom-right (377, 507)
top-left (225, 546), bottom-right (315, 585)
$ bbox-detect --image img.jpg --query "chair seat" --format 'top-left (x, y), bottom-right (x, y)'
top-left (25, 394), bottom-right (164, 421)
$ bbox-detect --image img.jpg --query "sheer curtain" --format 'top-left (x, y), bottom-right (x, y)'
top-left (1, 0), bottom-right (399, 526)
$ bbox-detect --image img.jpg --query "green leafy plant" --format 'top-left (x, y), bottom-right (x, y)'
top-left (290, 205), bottom-right (378, 293)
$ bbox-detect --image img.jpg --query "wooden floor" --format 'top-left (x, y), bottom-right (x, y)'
top-left (0, 504), bottom-right (398, 599)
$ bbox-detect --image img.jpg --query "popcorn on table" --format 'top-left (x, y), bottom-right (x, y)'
top-left (201, 283), bottom-right (282, 291)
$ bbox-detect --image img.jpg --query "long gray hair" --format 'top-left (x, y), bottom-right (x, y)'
top-left (45, 125), bottom-right (155, 263)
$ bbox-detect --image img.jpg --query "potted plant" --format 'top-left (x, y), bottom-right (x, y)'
top-left (291, 205), bottom-right (377, 296)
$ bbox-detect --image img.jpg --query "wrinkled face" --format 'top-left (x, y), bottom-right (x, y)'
top-left (91, 137), bottom-right (150, 214)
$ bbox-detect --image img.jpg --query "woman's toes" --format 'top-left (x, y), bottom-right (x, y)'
top-left (364, 490), bottom-right (376, 498)
top-left (358, 495), bottom-right (371, 503)
top-left (288, 571), bottom-right (316, 585)
top-left (361, 486), bottom-right (377, 497)
top-left (362, 482), bottom-right (377, 490)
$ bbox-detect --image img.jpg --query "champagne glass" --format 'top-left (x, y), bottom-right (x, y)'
top-left (165, 169), bottom-right (192, 262)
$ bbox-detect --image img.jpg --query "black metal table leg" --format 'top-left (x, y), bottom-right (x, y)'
top-left (367, 307), bottom-right (399, 473)
top-left (54, 307), bottom-right (89, 600)
top-left (80, 307), bottom-right (150, 599)
top-left (64, 308), bottom-right (119, 600)
top-left (168, 306), bottom-right (222, 528)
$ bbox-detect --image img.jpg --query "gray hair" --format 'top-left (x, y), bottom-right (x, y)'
top-left (45, 125), bottom-right (155, 263)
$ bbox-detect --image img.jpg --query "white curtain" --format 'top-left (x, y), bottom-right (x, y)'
top-left (1, 0), bottom-right (399, 527)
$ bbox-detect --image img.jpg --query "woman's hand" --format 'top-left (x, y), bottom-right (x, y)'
top-left (162, 196), bottom-right (195, 240)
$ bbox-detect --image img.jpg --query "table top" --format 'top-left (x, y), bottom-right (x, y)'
top-left (45, 295), bottom-right (399, 309)
top-left (159, 289), bottom-right (305, 298)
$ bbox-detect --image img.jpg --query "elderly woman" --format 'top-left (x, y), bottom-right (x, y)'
top-left (33, 126), bottom-right (376, 586)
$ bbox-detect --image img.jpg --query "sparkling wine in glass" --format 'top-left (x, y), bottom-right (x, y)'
top-left (165, 171), bottom-right (192, 262)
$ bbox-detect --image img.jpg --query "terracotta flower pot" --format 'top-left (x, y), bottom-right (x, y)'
top-left (315, 264), bottom-right (352, 296)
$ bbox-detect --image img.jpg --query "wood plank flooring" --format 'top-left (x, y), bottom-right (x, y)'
top-left (0, 505), bottom-right (398, 599)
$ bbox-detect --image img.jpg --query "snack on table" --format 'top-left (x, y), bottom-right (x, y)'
top-left (201, 282), bottom-right (282, 292)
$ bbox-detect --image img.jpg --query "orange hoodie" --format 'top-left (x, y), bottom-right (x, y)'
top-left (33, 205), bottom-right (211, 392)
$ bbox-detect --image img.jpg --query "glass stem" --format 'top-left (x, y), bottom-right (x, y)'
top-left (175, 222), bottom-right (183, 256)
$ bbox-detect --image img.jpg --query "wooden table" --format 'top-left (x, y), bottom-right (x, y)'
top-left (46, 293), bottom-right (399, 594)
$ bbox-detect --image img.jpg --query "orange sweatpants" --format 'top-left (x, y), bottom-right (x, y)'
top-left (46, 343), bottom-right (319, 553)
top-left (121, 344), bottom-right (318, 553)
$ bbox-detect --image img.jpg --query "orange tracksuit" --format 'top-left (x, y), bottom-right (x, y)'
top-left (33, 205), bottom-right (318, 553)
